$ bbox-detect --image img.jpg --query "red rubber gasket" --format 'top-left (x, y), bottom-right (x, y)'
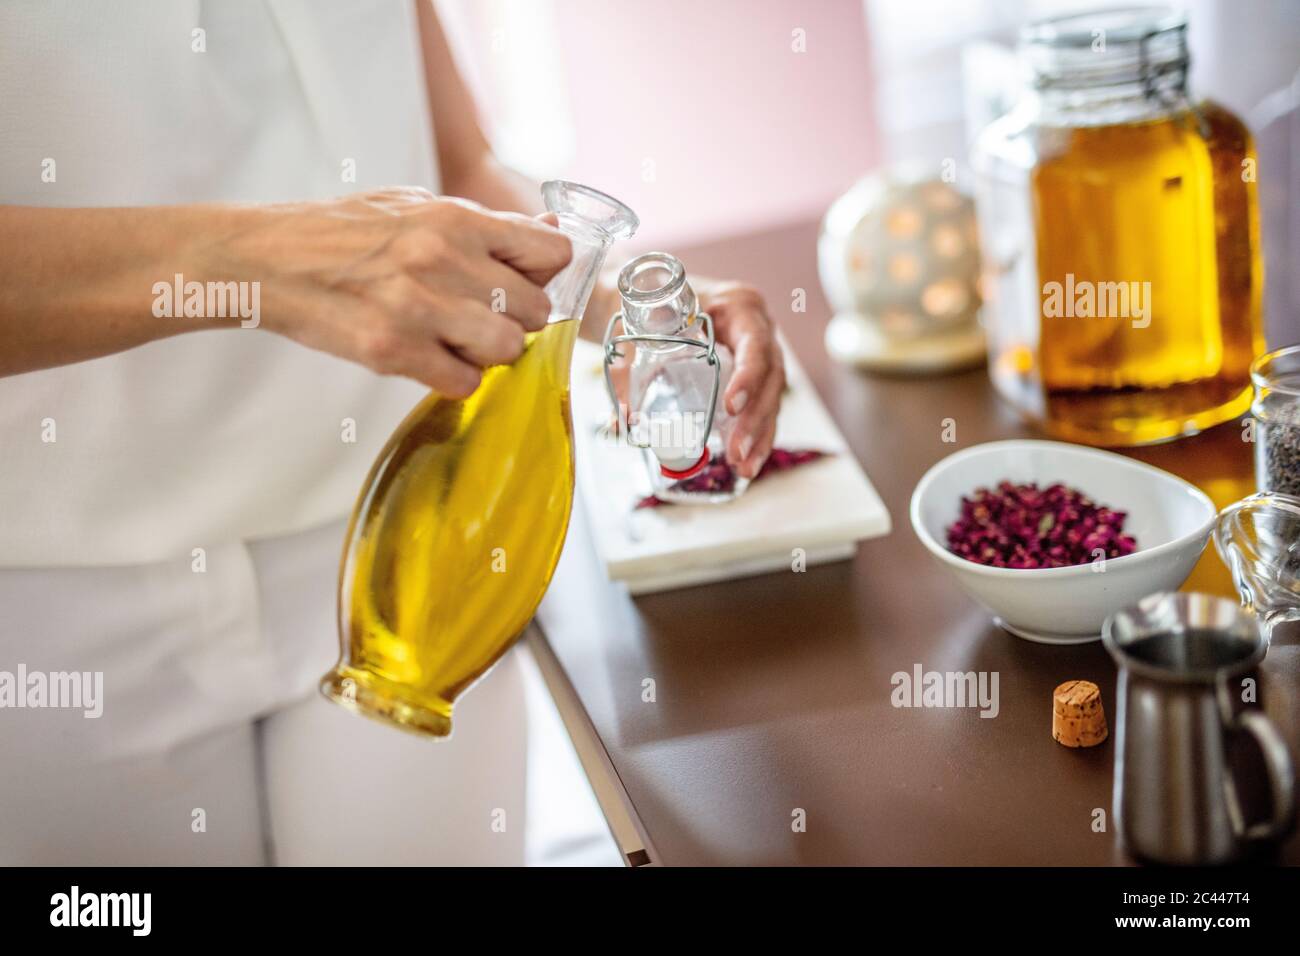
top-left (659, 449), bottom-right (711, 481)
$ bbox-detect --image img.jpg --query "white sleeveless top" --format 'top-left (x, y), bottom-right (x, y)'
top-left (0, 0), bottom-right (435, 566)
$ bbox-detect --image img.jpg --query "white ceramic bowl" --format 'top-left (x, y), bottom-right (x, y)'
top-left (910, 440), bottom-right (1217, 644)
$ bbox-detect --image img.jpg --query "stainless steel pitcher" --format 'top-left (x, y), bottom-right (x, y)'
top-left (1104, 592), bottom-right (1296, 865)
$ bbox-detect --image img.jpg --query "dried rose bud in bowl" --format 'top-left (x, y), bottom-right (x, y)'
top-left (910, 440), bottom-right (1216, 644)
top-left (945, 481), bottom-right (1137, 569)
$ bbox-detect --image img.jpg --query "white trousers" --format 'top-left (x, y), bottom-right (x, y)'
top-left (0, 518), bottom-right (528, 865)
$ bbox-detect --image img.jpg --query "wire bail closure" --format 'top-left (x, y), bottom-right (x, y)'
top-left (601, 310), bottom-right (721, 456)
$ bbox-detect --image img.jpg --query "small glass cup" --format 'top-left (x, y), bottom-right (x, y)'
top-left (1251, 344), bottom-right (1300, 496)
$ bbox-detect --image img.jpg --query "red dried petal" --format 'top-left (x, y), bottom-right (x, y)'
top-left (634, 448), bottom-right (829, 509)
top-left (945, 481), bottom-right (1138, 569)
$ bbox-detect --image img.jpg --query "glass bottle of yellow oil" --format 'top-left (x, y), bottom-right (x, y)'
top-left (972, 7), bottom-right (1263, 446)
top-left (320, 182), bottom-right (638, 736)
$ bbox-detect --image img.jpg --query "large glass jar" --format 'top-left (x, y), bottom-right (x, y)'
top-left (971, 7), bottom-right (1263, 446)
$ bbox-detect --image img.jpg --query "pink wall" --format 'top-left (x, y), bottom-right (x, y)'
top-left (444, 0), bottom-right (879, 250)
top-left (554, 0), bottom-right (878, 248)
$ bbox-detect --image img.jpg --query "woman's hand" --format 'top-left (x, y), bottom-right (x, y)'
top-left (0, 190), bottom-right (572, 389)
top-left (214, 188), bottom-right (572, 398)
top-left (698, 281), bottom-right (785, 479)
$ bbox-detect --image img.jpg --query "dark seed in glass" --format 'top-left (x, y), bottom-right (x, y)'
top-left (1257, 407), bottom-right (1300, 496)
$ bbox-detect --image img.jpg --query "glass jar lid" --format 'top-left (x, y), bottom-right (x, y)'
top-left (1021, 6), bottom-right (1188, 94)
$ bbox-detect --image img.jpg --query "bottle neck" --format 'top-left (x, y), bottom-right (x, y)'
top-left (540, 180), bottom-right (639, 323)
top-left (545, 216), bottom-right (612, 323)
top-left (618, 252), bottom-right (698, 344)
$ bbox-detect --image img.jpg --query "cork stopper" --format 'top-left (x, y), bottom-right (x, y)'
top-left (1052, 680), bottom-right (1107, 748)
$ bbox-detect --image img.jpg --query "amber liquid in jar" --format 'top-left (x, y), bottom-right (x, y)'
top-left (1010, 102), bottom-right (1263, 446)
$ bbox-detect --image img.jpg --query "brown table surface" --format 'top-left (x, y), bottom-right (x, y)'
top-left (535, 218), bottom-right (1300, 866)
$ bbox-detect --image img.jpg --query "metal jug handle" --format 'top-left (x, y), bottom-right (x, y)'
top-left (601, 310), bottom-right (720, 446)
top-left (1232, 710), bottom-right (1297, 842)
top-left (1217, 675), bottom-right (1297, 843)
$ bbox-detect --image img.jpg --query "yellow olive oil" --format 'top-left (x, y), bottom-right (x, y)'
top-left (321, 318), bottom-right (580, 736)
top-left (1012, 103), bottom-right (1263, 445)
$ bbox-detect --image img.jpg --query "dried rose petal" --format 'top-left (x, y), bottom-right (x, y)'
top-left (945, 481), bottom-right (1138, 569)
top-left (634, 448), bottom-right (828, 509)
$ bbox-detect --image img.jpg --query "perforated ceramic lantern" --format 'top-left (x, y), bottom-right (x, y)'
top-left (819, 168), bottom-right (985, 372)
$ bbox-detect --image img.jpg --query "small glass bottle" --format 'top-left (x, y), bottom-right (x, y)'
top-left (971, 7), bottom-right (1263, 446)
top-left (1251, 344), bottom-right (1300, 496)
top-left (603, 252), bottom-right (748, 504)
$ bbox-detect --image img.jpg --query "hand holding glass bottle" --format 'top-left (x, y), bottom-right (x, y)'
top-left (605, 252), bottom-right (751, 504)
top-left (601, 271), bottom-right (785, 482)
top-left (210, 188), bottom-right (575, 398)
